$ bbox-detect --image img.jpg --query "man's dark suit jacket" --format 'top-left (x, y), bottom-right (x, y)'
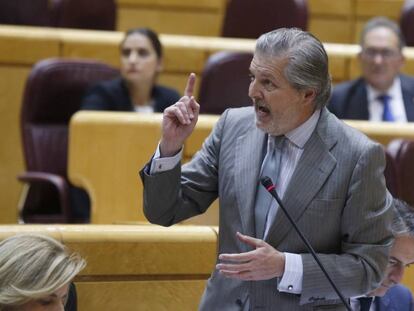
top-left (81, 77), bottom-right (180, 112)
top-left (65, 283), bottom-right (78, 311)
top-left (375, 284), bottom-right (414, 311)
top-left (328, 74), bottom-right (414, 121)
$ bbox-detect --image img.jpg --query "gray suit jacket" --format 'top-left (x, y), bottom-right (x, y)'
top-left (140, 107), bottom-right (393, 310)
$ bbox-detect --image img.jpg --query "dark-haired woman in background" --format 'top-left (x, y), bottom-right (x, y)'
top-left (81, 28), bottom-right (180, 112)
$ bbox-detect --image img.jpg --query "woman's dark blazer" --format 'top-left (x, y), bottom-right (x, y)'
top-left (81, 77), bottom-right (180, 112)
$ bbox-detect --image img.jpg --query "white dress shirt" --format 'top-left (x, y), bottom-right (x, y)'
top-left (350, 297), bottom-right (377, 311)
top-left (367, 77), bottom-right (407, 122)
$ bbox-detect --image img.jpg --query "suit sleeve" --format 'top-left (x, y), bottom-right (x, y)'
top-left (300, 142), bottom-right (393, 304)
top-left (139, 110), bottom-right (228, 226)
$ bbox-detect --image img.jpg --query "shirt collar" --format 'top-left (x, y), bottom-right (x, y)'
top-left (367, 76), bottom-right (401, 102)
top-left (270, 109), bottom-right (320, 149)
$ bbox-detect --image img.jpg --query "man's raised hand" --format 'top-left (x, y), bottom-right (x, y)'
top-left (160, 73), bottom-right (200, 157)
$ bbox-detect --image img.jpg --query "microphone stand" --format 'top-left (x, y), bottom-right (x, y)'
top-left (261, 176), bottom-right (352, 311)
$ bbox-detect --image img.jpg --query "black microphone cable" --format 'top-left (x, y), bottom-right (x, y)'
top-left (261, 176), bottom-right (352, 311)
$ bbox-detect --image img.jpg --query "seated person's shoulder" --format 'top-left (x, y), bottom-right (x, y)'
top-left (331, 78), bottom-right (364, 98)
top-left (152, 85), bottom-right (181, 112)
top-left (81, 77), bottom-right (124, 110)
top-left (154, 85), bottom-right (180, 101)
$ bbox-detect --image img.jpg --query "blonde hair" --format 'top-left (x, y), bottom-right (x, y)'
top-left (0, 234), bottom-right (85, 310)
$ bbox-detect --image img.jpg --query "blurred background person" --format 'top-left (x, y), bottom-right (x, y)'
top-left (81, 27), bottom-right (180, 113)
top-left (0, 234), bottom-right (86, 311)
top-left (329, 16), bottom-right (414, 122)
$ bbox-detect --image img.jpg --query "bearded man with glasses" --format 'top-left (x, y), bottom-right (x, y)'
top-left (328, 17), bottom-right (414, 122)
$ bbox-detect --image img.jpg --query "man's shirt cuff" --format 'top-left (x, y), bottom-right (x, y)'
top-left (150, 143), bottom-right (183, 174)
top-left (277, 252), bottom-right (303, 294)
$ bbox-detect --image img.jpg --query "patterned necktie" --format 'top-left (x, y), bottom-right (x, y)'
top-left (254, 135), bottom-right (285, 239)
top-left (358, 297), bottom-right (373, 311)
top-left (377, 94), bottom-right (394, 121)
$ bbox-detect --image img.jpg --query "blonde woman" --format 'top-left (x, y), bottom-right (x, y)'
top-left (0, 234), bottom-right (85, 311)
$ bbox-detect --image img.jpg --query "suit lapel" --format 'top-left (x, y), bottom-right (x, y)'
top-left (400, 75), bottom-right (414, 121)
top-left (266, 109), bottom-right (338, 246)
top-left (234, 123), bottom-right (266, 237)
top-left (348, 80), bottom-right (370, 119)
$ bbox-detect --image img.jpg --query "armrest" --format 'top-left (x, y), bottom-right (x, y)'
top-left (17, 172), bottom-right (70, 220)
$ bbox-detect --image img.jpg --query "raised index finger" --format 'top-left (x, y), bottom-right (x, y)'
top-left (184, 73), bottom-right (196, 97)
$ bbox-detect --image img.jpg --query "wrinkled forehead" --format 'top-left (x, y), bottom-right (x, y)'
top-left (251, 51), bottom-right (289, 68)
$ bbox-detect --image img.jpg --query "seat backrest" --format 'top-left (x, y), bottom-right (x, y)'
top-left (0, 0), bottom-right (58, 26)
top-left (222, 0), bottom-right (308, 38)
top-left (54, 0), bottom-right (116, 30)
top-left (198, 51), bottom-right (253, 115)
top-left (401, 0), bottom-right (414, 46)
top-left (387, 139), bottom-right (414, 206)
top-left (21, 58), bottom-right (119, 177)
top-left (384, 149), bottom-right (400, 197)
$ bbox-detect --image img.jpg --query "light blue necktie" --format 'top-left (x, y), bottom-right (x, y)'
top-left (378, 94), bottom-right (394, 121)
top-left (254, 136), bottom-right (284, 239)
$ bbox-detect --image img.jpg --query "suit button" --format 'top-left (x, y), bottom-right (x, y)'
top-left (236, 298), bottom-right (243, 306)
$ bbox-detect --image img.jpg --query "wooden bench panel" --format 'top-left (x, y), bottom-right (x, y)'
top-left (0, 26), bottom-right (59, 64)
top-left (402, 265), bottom-right (414, 297)
top-left (345, 120), bottom-right (414, 145)
top-left (0, 224), bottom-right (217, 311)
top-left (117, 8), bottom-right (223, 37)
top-left (76, 280), bottom-right (205, 311)
top-left (68, 112), bottom-right (162, 224)
top-left (309, 18), bottom-right (354, 44)
top-left (116, 0), bottom-right (225, 36)
top-left (68, 112), bottom-right (220, 225)
top-left (355, 0), bottom-right (404, 19)
top-left (0, 66), bottom-right (31, 224)
top-left (308, 0), bottom-right (353, 16)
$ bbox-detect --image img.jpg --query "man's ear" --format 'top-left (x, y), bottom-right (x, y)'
top-left (303, 88), bottom-right (316, 106)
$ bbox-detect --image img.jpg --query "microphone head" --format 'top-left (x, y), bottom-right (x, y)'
top-left (261, 176), bottom-right (274, 188)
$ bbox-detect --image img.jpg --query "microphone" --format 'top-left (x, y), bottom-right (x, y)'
top-left (261, 176), bottom-right (352, 311)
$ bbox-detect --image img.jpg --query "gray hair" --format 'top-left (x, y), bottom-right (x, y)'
top-left (255, 28), bottom-right (332, 110)
top-left (360, 16), bottom-right (406, 50)
top-left (0, 234), bottom-right (85, 309)
top-left (392, 198), bottom-right (414, 237)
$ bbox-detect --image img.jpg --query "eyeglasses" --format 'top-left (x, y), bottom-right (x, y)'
top-left (361, 48), bottom-right (401, 60)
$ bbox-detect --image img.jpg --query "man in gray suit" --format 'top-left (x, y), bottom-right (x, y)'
top-left (140, 28), bottom-right (393, 310)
